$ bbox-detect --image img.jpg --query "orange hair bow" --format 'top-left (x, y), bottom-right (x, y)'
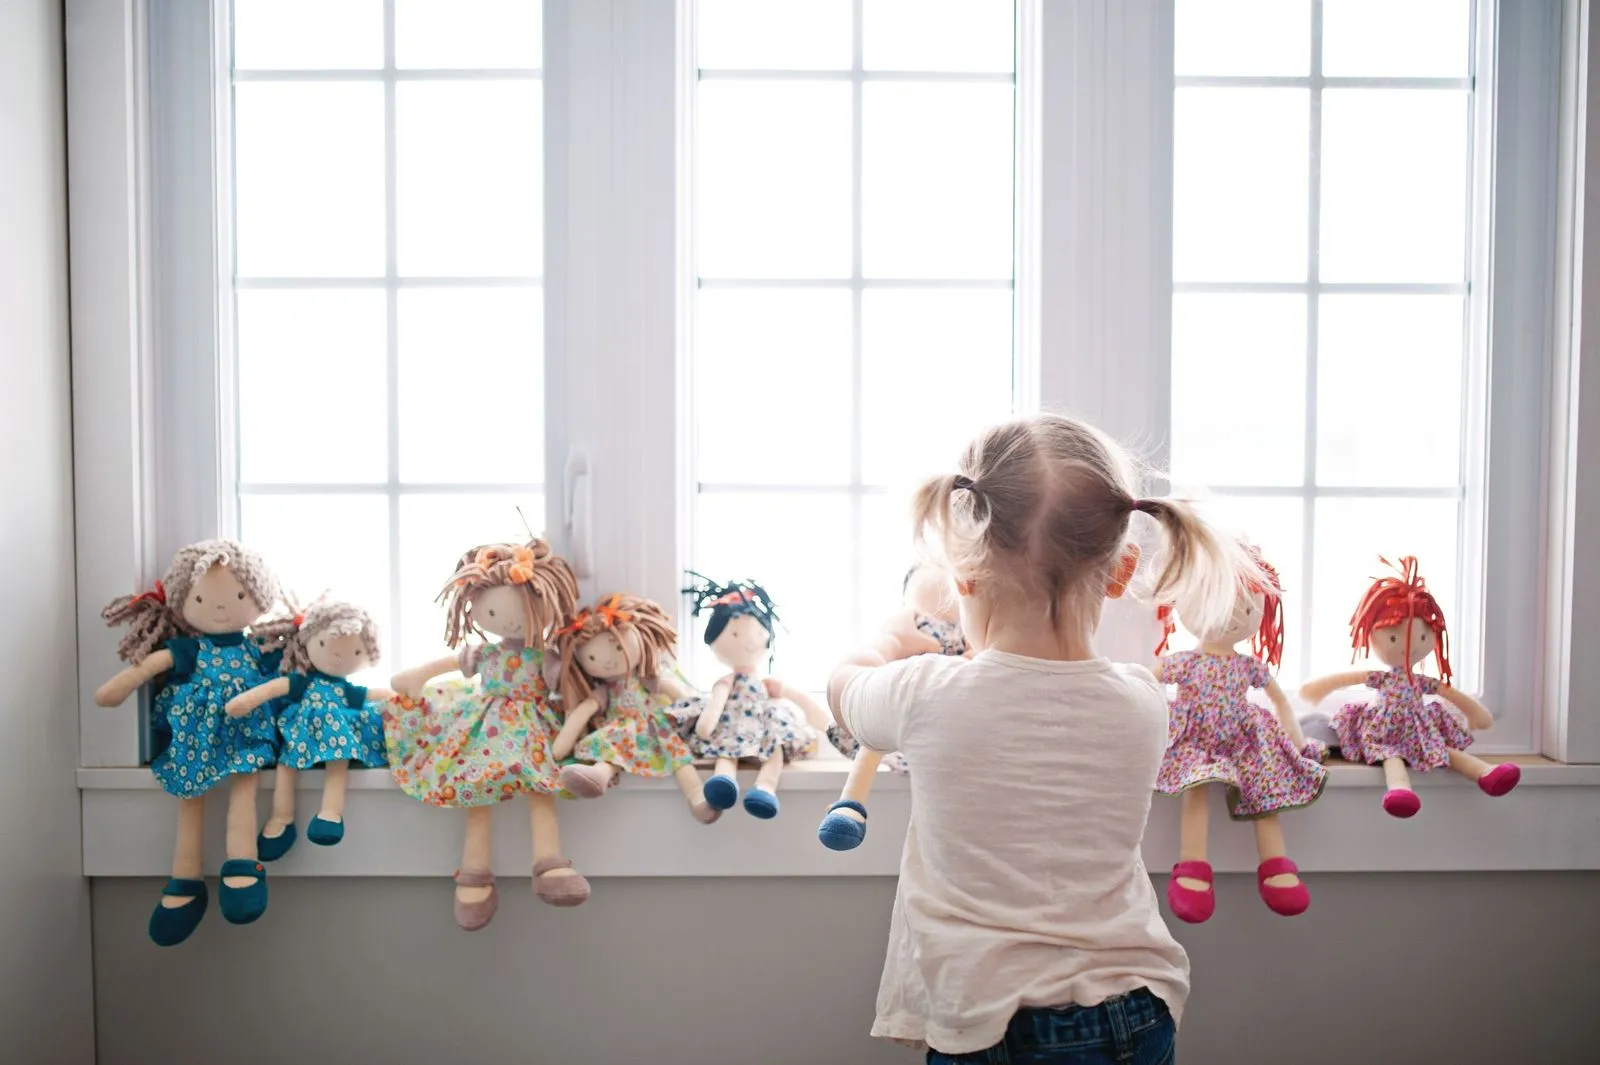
top-left (709, 588), bottom-right (753, 608)
top-left (507, 545), bottom-right (536, 584)
top-left (595, 595), bottom-right (634, 627)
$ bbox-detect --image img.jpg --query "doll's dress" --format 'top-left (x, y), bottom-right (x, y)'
top-left (385, 640), bottom-right (563, 806)
top-left (151, 633), bottom-right (278, 799)
top-left (825, 613), bottom-right (967, 770)
top-left (276, 671), bottom-right (388, 770)
top-left (1155, 650), bottom-right (1326, 819)
top-left (671, 672), bottom-right (819, 762)
top-left (1331, 669), bottom-right (1470, 771)
top-left (572, 677), bottom-right (694, 777)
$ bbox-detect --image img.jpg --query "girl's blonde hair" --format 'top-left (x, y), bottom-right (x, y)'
top-left (101, 539), bottom-right (281, 664)
top-left (553, 594), bottom-right (679, 707)
top-left (437, 538), bottom-right (579, 650)
top-left (913, 414), bottom-right (1258, 635)
top-left (254, 598), bottom-right (383, 674)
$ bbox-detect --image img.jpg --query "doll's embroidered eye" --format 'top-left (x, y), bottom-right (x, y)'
top-left (318, 640), bottom-right (325, 648)
top-left (195, 596), bottom-right (203, 604)
top-left (237, 591), bottom-right (246, 600)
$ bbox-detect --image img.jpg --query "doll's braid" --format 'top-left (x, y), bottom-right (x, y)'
top-left (102, 539), bottom-right (281, 664)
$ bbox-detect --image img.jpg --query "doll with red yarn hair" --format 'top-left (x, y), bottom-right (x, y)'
top-left (1155, 546), bottom-right (1327, 924)
top-left (1301, 556), bottom-right (1518, 819)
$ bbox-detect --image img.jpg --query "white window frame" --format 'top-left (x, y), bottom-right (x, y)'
top-left (69, 0), bottom-right (1600, 879)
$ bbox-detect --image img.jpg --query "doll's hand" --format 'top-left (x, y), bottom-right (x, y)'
top-left (875, 609), bottom-right (942, 662)
top-left (694, 711), bottom-right (720, 742)
top-left (95, 676), bottom-right (137, 708)
top-left (390, 669), bottom-right (423, 700)
top-left (552, 736), bottom-right (575, 761)
top-left (224, 695), bottom-right (252, 719)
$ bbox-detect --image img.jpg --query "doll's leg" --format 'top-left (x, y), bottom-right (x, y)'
top-left (457, 807), bottom-right (494, 904)
top-left (262, 765), bottom-right (296, 837)
top-left (1447, 748), bottom-right (1521, 796)
top-left (530, 792), bottom-right (590, 906)
top-left (307, 761), bottom-right (350, 845)
top-left (149, 796), bottom-right (211, 945)
top-left (673, 764), bottom-right (720, 823)
top-left (817, 750), bottom-right (882, 850)
top-left (163, 796), bottom-right (206, 908)
top-left (1252, 814), bottom-right (1310, 916)
top-left (743, 754), bottom-right (785, 819)
top-left (223, 773), bottom-right (261, 881)
top-left (1381, 757), bottom-right (1421, 817)
top-left (1176, 787), bottom-right (1210, 893)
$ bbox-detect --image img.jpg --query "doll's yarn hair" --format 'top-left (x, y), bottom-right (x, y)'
top-left (1245, 547), bottom-right (1286, 670)
top-left (1349, 555), bottom-right (1451, 683)
top-left (554, 594), bottom-right (678, 707)
top-left (101, 539), bottom-right (280, 664)
top-left (913, 414), bottom-right (1262, 637)
top-left (255, 599), bottom-right (382, 675)
top-left (438, 537), bottom-right (578, 650)
top-left (683, 572), bottom-right (779, 649)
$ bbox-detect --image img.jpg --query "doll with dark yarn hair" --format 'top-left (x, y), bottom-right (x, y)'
top-left (96, 539), bottom-right (283, 947)
top-left (667, 573), bottom-right (829, 820)
top-left (226, 598), bottom-right (393, 860)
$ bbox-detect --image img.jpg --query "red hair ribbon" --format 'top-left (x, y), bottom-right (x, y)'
top-left (132, 580), bottom-right (167, 606)
top-left (1153, 603), bottom-right (1176, 657)
top-left (709, 588), bottom-right (754, 608)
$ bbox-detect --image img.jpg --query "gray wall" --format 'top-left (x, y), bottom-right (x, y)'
top-left (0, 1), bottom-right (96, 1063)
top-left (93, 873), bottom-right (1599, 1065)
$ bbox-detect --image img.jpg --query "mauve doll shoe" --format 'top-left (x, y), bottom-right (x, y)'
top-left (534, 856), bottom-right (591, 907)
top-left (559, 763), bottom-right (612, 799)
top-left (453, 869), bottom-right (498, 932)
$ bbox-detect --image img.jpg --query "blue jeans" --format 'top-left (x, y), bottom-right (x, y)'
top-left (927, 989), bottom-right (1175, 1065)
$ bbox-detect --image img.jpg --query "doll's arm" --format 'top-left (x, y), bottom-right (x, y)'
top-left (775, 682), bottom-right (833, 731)
top-left (95, 649), bottom-right (175, 707)
top-left (366, 685), bottom-right (396, 702)
top-left (552, 697), bottom-right (602, 760)
top-left (1436, 685), bottom-right (1494, 731)
top-left (1151, 656), bottom-right (1168, 684)
top-left (1298, 670), bottom-right (1369, 706)
top-left (1264, 677), bottom-right (1308, 749)
top-left (225, 676), bottom-right (292, 718)
top-left (655, 670), bottom-right (695, 702)
top-left (694, 678), bottom-right (734, 741)
top-left (390, 655), bottom-right (459, 699)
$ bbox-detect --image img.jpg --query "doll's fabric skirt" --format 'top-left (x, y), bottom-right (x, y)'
top-left (1332, 697), bottom-right (1471, 771)
top-left (278, 696), bottom-right (388, 771)
top-left (826, 723), bottom-right (909, 772)
top-left (151, 685), bottom-right (277, 799)
top-left (574, 707), bottom-right (694, 777)
top-left (1155, 701), bottom-right (1327, 819)
top-left (670, 695), bottom-right (819, 762)
top-left (384, 681), bottom-right (563, 806)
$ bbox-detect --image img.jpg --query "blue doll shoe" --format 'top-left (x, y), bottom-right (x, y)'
top-left (307, 815), bottom-right (345, 846)
top-left (703, 773), bottom-right (739, 810)
top-left (743, 787), bottom-right (780, 820)
top-left (817, 799), bottom-right (868, 850)
top-left (218, 859), bottom-right (269, 924)
top-left (148, 878), bottom-right (208, 947)
top-left (256, 822), bottom-right (297, 862)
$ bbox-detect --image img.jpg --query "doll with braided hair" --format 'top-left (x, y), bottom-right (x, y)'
top-left (226, 599), bottom-right (392, 859)
top-left (1301, 555), bottom-right (1519, 819)
top-left (548, 595), bottom-right (718, 822)
top-left (668, 574), bottom-right (829, 820)
top-left (97, 539), bottom-right (283, 946)
top-left (384, 538), bottom-right (586, 929)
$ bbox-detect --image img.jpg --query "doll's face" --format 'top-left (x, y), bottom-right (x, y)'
top-left (1189, 589), bottom-right (1264, 647)
top-left (180, 564), bottom-right (264, 634)
top-left (904, 566), bottom-right (958, 621)
top-left (470, 584), bottom-right (529, 641)
top-left (1370, 618), bottom-right (1436, 669)
top-left (576, 629), bottom-right (640, 681)
top-left (307, 631), bottom-right (371, 677)
top-left (711, 614), bottom-right (770, 671)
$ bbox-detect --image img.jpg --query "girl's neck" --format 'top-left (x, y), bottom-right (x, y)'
top-left (982, 608), bottom-right (1096, 662)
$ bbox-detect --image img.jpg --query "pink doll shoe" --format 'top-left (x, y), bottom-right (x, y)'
top-left (1256, 857), bottom-right (1310, 917)
top-left (1382, 788), bottom-right (1422, 818)
top-left (534, 856), bottom-right (591, 907)
top-left (452, 869), bottom-right (498, 932)
top-left (1166, 860), bottom-right (1215, 924)
top-left (559, 763), bottom-right (612, 799)
top-left (1478, 763), bottom-right (1521, 797)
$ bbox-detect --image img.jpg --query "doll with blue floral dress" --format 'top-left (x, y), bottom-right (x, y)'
top-left (97, 539), bottom-right (284, 947)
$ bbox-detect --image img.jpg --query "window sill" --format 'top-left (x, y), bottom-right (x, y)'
top-left (78, 757), bottom-right (1600, 878)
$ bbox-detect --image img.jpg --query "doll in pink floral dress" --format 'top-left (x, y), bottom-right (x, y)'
top-left (1156, 548), bottom-right (1327, 924)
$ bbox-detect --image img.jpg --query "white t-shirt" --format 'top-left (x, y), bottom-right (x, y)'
top-left (840, 650), bottom-right (1189, 1056)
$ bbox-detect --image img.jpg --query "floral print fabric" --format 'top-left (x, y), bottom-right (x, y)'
top-left (573, 677), bottom-right (694, 777)
top-left (277, 672), bottom-right (388, 770)
top-left (671, 673), bottom-right (818, 762)
top-left (1156, 650), bottom-right (1326, 819)
top-left (151, 633), bottom-right (277, 799)
top-left (1332, 669), bottom-right (1470, 771)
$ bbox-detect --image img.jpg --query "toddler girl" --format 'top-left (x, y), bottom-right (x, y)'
top-left (829, 414), bottom-right (1263, 1063)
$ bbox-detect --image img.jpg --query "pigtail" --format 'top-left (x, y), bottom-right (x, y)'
top-left (1134, 497), bottom-right (1260, 643)
top-left (101, 583), bottom-right (184, 665)
top-left (912, 472), bottom-right (989, 573)
top-left (1247, 551), bottom-right (1286, 671)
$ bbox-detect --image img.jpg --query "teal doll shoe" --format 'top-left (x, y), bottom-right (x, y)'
top-left (817, 799), bottom-right (868, 850)
top-left (743, 787), bottom-right (780, 819)
top-left (148, 878), bottom-right (208, 947)
top-left (218, 859), bottom-right (269, 924)
top-left (256, 822), bottom-right (297, 862)
top-left (307, 815), bottom-right (344, 846)
top-left (703, 773), bottom-right (739, 810)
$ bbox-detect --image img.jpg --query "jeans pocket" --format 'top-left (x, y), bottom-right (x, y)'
top-left (1137, 1015), bottom-right (1177, 1065)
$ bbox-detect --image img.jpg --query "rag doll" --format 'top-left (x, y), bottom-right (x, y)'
top-left (1300, 555), bottom-right (1518, 818)
top-left (669, 574), bottom-right (828, 819)
top-left (96, 539), bottom-right (283, 946)
top-left (817, 563), bottom-right (969, 850)
top-left (1154, 546), bottom-right (1327, 924)
top-left (549, 594), bottom-right (718, 822)
top-left (225, 599), bottom-right (392, 858)
top-left (384, 538), bottom-right (584, 930)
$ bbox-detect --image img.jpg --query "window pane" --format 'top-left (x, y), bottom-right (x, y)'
top-left (1321, 0), bottom-right (1471, 79)
top-left (860, 288), bottom-right (1013, 486)
top-left (237, 290), bottom-right (389, 485)
top-left (396, 82), bottom-right (542, 277)
top-left (858, 492), bottom-right (918, 637)
top-left (233, 0), bottom-right (382, 70)
top-left (694, 289), bottom-right (853, 485)
top-left (395, 0), bottom-right (542, 69)
top-left (862, 0), bottom-right (1015, 73)
top-left (697, 82), bottom-right (852, 279)
top-left (1171, 293), bottom-right (1306, 488)
top-left (235, 83), bottom-right (385, 278)
top-left (1317, 294), bottom-right (1464, 488)
top-left (863, 82), bottom-right (1014, 279)
top-left (1309, 497), bottom-right (1459, 677)
top-left (1173, 88), bottom-right (1308, 283)
top-left (1320, 89), bottom-right (1468, 284)
top-left (1175, 0), bottom-right (1310, 77)
top-left (697, 0), bottom-right (852, 70)
top-left (398, 288), bottom-right (543, 484)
